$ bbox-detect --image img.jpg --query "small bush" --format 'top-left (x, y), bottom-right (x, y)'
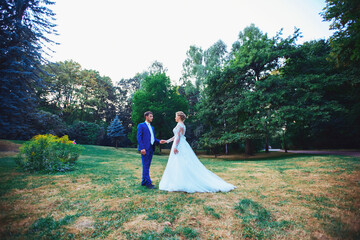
top-left (67, 121), bottom-right (103, 145)
top-left (16, 134), bottom-right (84, 173)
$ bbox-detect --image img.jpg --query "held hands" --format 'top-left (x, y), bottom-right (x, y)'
top-left (141, 140), bottom-right (166, 155)
top-left (174, 148), bottom-right (179, 154)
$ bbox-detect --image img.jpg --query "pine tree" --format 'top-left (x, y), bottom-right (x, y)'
top-left (107, 116), bottom-right (126, 148)
top-left (0, 0), bottom-right (57, 139)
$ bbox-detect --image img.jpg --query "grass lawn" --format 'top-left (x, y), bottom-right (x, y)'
top-left (0, 141), bottom-right (359, 239)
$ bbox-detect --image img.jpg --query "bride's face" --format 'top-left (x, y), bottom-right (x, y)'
top-left (175, 114), bottom-right (180, 122)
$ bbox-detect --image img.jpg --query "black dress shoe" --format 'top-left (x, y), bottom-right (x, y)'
top-left (146, 184), bottom-right (156, 189)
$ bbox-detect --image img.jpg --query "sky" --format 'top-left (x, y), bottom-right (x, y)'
top-left (46, 0), bottom-right (334, 84)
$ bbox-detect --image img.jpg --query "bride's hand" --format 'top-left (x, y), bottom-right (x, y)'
top-left (174, 148), bottom-right (179, 154)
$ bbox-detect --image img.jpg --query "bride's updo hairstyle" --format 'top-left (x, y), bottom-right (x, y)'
top-left (176, 111), bottom-right (187, 121)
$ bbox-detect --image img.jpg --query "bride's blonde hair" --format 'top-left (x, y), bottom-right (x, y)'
top-left (176, 111), bottom-right (187, 121)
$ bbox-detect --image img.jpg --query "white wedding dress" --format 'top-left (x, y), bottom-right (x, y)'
top-left (159, 122), bottom-right (236, 193)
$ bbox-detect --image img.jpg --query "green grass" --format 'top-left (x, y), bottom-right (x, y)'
top-left (234, 198), bottom-right (293, 239)
top-left (0, 141), bottom-right (359, 239)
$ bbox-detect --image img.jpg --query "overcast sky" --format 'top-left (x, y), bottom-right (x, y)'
top-left (46, 0), bottom-right (334, 84)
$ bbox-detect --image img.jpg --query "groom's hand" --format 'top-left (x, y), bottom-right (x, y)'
top-left (140, 149), bottom-right (146, 155)
top-left (160, 140), bottom-right (166, 144)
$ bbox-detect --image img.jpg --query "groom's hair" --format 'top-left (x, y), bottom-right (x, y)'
top-left (144, 111), bottom-right (153, 118)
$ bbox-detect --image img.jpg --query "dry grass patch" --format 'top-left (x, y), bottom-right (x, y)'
top-left (0, 140), bottom-right (21, 158)
top-left (122, 214), bottom-right (162, 233)
top-left (100, 197), bottom-right (131, 211)
top-left (0, 140), bottom-right (21, 152)
top-left (67, 216), bottom-right (95, 233)
top-left (0, 152), bottom-right (18, 158)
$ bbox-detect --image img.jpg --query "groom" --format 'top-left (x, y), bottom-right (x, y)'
top-left (137, 111), bottom-right (166, 189)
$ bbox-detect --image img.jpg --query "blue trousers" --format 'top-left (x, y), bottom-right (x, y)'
top-left (141, 148), bottom-right (153, 186)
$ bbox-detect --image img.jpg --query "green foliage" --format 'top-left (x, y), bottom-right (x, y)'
top-left (278, 40), bottom-right (356, 148)
top-left (115, 76), bottom-right (141, 137)
top-left (39, 60), bottom-right (118, 124)
top-left (30, 110), bottom-right (68, 136)
top-left (16, 134), bottom-right (84, 173)
top-left (321, 0), bottom-right (360, 65)
top-left (230, 23), bottom-right (299, 80)
top-left (197, 24), bottom-right (300, 154)
top-left (130, 73), bottom-right (188, 144)
top-left (68, 121), bottom-right (103, 145)
top-left (197, 23), bottom-right (359, 152)
top-left (181, 40), bottom-right (227, 89)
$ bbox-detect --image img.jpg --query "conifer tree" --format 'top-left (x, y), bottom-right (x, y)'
top-left (107, 116), bottom-right (126, 148)
top-left (0, 0), bottom-right (57, 139)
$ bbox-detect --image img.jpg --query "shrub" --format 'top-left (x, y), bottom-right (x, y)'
top-left (16, 134), bottom-right (84, 173)
top-left (67, 121), bottom-right (102, 145)
top-left (30, 110), bottom-right (67, 137)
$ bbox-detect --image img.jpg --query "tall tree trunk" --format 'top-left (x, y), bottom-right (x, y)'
top-left (245, 139), bottom-right (253, 155)
top-left (224, 119), bottom-right (228, 155)
top-left (265, 134), bottom-right (269, 153)
top-left (265, 121), bottom-right (269, 153)
top-left (283, 132), bottom-right (288, 153)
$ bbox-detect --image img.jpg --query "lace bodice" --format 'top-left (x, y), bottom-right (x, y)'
top-left (166, 123), bottom-right (186, 148)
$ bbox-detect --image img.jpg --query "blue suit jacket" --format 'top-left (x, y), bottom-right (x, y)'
top-left (137, 122), bottom-right (160, 151)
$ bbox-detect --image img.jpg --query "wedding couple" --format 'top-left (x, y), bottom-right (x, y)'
top-left (137, 111), bottom-right (236, 193)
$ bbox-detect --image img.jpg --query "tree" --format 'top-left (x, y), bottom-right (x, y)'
top-left (40, 60), bottom-right (82, 122)
top-left (30, 110), bottom-right (67, 137)
top-left (39, 60), bottom-right (118, 124)
top-left (177, 81), bottom-right (202, 148)
top-left (277, 39), bottom-right (357, 149)
top-left (197, 68), bottom-right (255, 155)
top-left (148, 60), bottom-right (168, 75)
top-left (107, 115), bottom-right (126, 148)
top-left (321, 0), bottom-right (360, 149)
top-left (115, 76), bottom-right (141, 139)
top-left (180, 41), bottom-right (227, 149)
top-left (130, 73), bottom-right (188, 150)
top-left (321, 0), bottom-right (360, 65)
top-left (181, 40), bottom-right (227, 89)
top-left (181, 45), bottom-right (205, 88)
top-left (0, 0), bottom-right (57, 139)
top-left (198, 24), bottom-right (300, 155)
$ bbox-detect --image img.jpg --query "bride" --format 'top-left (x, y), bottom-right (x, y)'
top-left (159, 111), bottom-right (236, 193)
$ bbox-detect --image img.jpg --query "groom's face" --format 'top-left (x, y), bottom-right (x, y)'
top-left (146, 114), bottom-right (153, 123)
